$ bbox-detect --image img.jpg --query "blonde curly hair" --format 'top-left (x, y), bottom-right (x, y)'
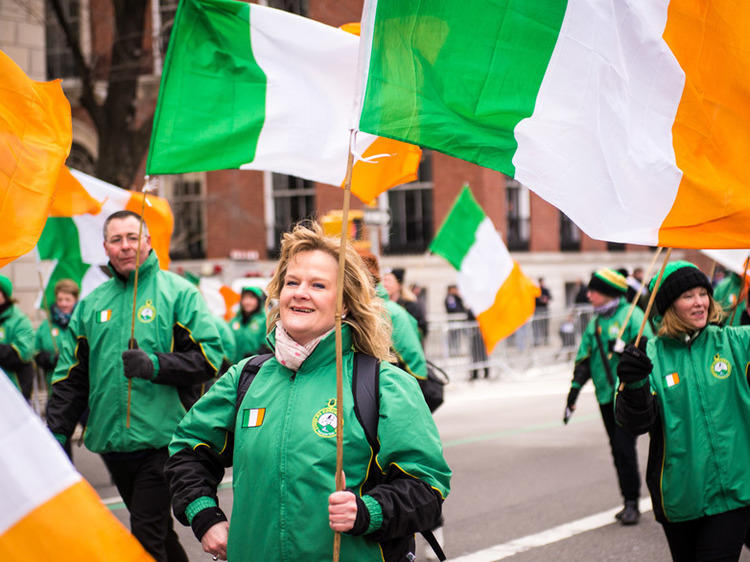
top-left (265, 222), bottom-right (393, 361)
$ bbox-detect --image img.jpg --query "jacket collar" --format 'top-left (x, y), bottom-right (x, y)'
top-left (268, 323), bottom-right (353, 373)
top-left (109, 250), bottom-right (159, 284)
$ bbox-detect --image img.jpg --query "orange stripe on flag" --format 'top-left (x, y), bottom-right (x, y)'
top-left (49, 167), bottom-right (103, 216)
top-left (219, 285), bottom-right (241, 321)
top-left (0, 479), bottom-right (153, 562)
top-left (658, 2), bottom-right (750, 248)
top-left (476, 262), bottom-right (541, 353)
top-left (0, 50), bottom-right (72, 268)
top-left (348, 136), bottom-right (422, 205)
top-left (125, 192), bottom-right (174, 269)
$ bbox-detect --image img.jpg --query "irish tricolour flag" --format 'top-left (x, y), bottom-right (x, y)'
top-left (357, 1), bottom-right (750, 248)
top-left (430, 187), bottom-right (540, 353)
top-left (147, 0), bottom-right (421, 205)
top-left (0, 370), bottom-right (152, 561)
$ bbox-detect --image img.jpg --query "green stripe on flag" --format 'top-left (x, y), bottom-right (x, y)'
top-left (147, 0), bottom-right (266, 174)
top-left (37, 218), bottom-right (91, 306)
top-left (359, 0), bottom-right (567, 176)
top-left (429, 186), bottom-right (486, 270)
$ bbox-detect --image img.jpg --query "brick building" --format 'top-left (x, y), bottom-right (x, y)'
top-left (2, 0), bottom-right (705, 322)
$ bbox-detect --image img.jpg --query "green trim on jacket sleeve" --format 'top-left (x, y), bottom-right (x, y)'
top-left (362, 494), bottom-right (382, 534)
top-left (148, 352), bottom-right (160, 377)
top-left (571, 381), bottom-right (582, 389)
top-left (53, 433), bottom-right (67, 446)
top-left (624, 378), bottom-right (649, 390)
top-left (186, 496), bottom-right (218, 524)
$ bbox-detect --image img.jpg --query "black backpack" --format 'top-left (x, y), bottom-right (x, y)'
top-left (234, 352), bottom-right (446, 561)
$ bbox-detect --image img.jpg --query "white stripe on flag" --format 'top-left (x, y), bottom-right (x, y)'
top-left (457, 218), bottom-right (513, 313)
top-left (0, 371), bottom-right (81, 534)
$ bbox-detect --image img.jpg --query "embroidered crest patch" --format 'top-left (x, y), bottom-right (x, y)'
top-left (710, 354), bottom-right (731, 379)
top-left (312, 398), bottom-right (338, 438)
top-left (137, 299), bottom-right (156, 323)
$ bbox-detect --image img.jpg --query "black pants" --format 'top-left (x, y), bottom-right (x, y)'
top-left (662, 506), bottom-right (750, 562)
top-left (102, 448), bottom-right (188, 562)
top-left (599, 402), bottom-right (640, 502)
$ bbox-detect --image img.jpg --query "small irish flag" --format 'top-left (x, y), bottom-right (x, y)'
top-left (666, 373), bottom-right (680, 387)
top-left (430, 186), bottom-right (540, 353)
top-left (0, 370), bottom-right (152, 561)
top-left (241, 408), bottom-right (266, 428)
top-left (98, 310), bottom-right (112, 323)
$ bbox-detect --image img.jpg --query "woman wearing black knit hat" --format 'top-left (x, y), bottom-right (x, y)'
top-left (616, 261), bottom-right (750, 561)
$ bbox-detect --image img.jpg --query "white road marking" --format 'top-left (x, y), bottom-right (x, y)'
top-left (449, 498), bottom-right (653, 561)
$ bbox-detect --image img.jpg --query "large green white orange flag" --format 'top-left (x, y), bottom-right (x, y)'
top-left (0, 50), bottom-right (72, 268)
top-left (147, 0), bottom-right (421, 205)
top-left (0, 370), bottom-right (153, 561)
top-left (430, 186), bottom-right (540, 353)
top-left (357, 1), bottom-right (750, 248)
top-left (37, 170), bottom-right (173, 305)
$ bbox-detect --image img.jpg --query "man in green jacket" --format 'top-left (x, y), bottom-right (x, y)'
top-left (565, 268), bottom-right (652, 525)
top-left (0, 275), bottom-right (34, 396)
top-left (47, 210), bottom-right (223, 562)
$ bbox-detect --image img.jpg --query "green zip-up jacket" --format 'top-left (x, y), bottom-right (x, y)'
top-left (0, 305), bottom-right (34, 391)
top-left (47, 251), bottom-right (223, 453)
top-left (166, 326), bottom-right (450, 561)
top-left (34, 318), bottom-right (73, 388)
top-left (229, 310), bottom-right (266, 362)
top-left (616, 325), bottom-right (750, 522)
top-left (377, 284), bottom-right (427, 379)
top-left (570, 298), bottom-right (653, 405)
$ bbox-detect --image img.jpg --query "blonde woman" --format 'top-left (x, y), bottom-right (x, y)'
top-left (166, 222), bottom-right (451, 561)
top-left (616, 261), bottom-right (750, 560)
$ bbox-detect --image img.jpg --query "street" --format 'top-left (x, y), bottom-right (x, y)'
top-left (74, 364), bottom-right (750, 561)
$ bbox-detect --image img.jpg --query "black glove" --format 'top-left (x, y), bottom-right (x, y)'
top-left (617, 342), bottom-right (653, 384)
top-left (566, 386), bottom-right (580, 409)
top-left (35, 350), bottom-right (58, 370)
top-left (122, 349), bottom-right (155, 380)
top-left (0, 344), bottom-right (15, 367)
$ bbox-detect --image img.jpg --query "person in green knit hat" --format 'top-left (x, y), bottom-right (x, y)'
top-left (616, 260), bottom-right (750, 560)
top-left (229, 285), bottom-right (268, 362)
top-left (565, 268), bottom-right (651, 526)
top-left (0, 274), bottom-right (34, 397)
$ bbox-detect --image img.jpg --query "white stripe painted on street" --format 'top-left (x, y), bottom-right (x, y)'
top-left (449, 498), bottom-right (653, 561)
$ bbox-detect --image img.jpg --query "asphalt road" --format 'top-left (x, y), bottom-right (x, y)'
top-left (74, 364), bottom-right (750, 561)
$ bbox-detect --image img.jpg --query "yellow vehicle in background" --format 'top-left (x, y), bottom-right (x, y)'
top-left (321, 209), bottom-right (371, 252)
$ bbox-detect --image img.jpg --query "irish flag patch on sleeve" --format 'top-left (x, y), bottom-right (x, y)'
top-left (242, 408), bottom-right (266, 428)
top-left (97, 309), bottom-right (112, 323)
top-left (665, 373), bottom-right (680, 387)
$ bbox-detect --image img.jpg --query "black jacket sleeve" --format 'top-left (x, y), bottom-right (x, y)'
top-left (46, 337), bottom-right (90, 440)
top-left (153, 324), bottom-right (218, 387)
top-left (615, 383), bottom-right (657, 435)
top-left (354, 464), bottom-right (443, 541)
top-left (567, 357), bottom-right (591, 406)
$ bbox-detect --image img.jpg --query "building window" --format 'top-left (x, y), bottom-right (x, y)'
top-left (167, 174), bottom-right (206, 260)
top-left (560, 212), bottom-right (581, 251)
top-left (607, 241), bottom-right (626, 252)
top-left (45, 0), bottom-right (80, 79)
top-left (385, 151), bottom-right (433, 254)
top-left (506, 178), bottom-right (530, 251)
top-left (270, 174), bottom-right (316, 256)
top-left (66, 143), bottom-right (95, 175)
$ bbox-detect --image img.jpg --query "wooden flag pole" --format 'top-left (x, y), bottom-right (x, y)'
top-left (126, 184), bottom-right (150, 429)
top-left (727, 255), bottom-right (750, 326)
top-left (635, 247), bottom-right (672, 348)
top-left (610, 247), bottom-right (663, 357)
top-left (332, 132), bottom-right (356, 562)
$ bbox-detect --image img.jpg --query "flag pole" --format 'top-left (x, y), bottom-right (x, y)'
top-left (126, 181), bottom-right (150, 429)
top-left (332, 131), bottom-right (355, 562)
top-left (609, 247), bottom-right (663, 359)
top-left (727, 255), bottom-right (750, 326)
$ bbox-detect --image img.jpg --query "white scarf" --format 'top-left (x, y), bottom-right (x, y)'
top-left (274, 323), bottom-right (334, 371)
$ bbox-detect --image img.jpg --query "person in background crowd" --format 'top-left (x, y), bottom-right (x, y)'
top-left (383, 268), bottom-right (428, 341)
top-left (620, 266), bottom-right (650, 312)
top-left (533, 277), bottom-right (551, 346)
top-left (616, 261), bottom-right (750, 560)
top-left (35, 279), bottom-right (79, 392)
top-left (714, 269), bottom-right (743, 326)
top-left (565, 268), bottom-right (650, 526)
top-left (444, 284), bottom-right (466, 356)
top-left (46, 210), bottom-right (223, 562)
top-left (0, 274), bottom-right (34, 398)
top-left (229, 286), bottom-right (267, 361)
top-left (165, 222), bottom-right (450, 561)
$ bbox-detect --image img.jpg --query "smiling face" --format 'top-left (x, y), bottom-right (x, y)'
top-left (55, 291), bottom-right (77, 315)
top-left (279, 250), bottom-right (340, 345)
top-left (673, 286), bottom-right (709, 330)
top-left (103, 216), bottom-right (151, 276)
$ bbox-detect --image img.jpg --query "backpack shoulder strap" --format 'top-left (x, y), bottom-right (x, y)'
top-left (352, 352), bottom-right (380, 453)
top-left (235, 353), bottom-right (274, 413)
